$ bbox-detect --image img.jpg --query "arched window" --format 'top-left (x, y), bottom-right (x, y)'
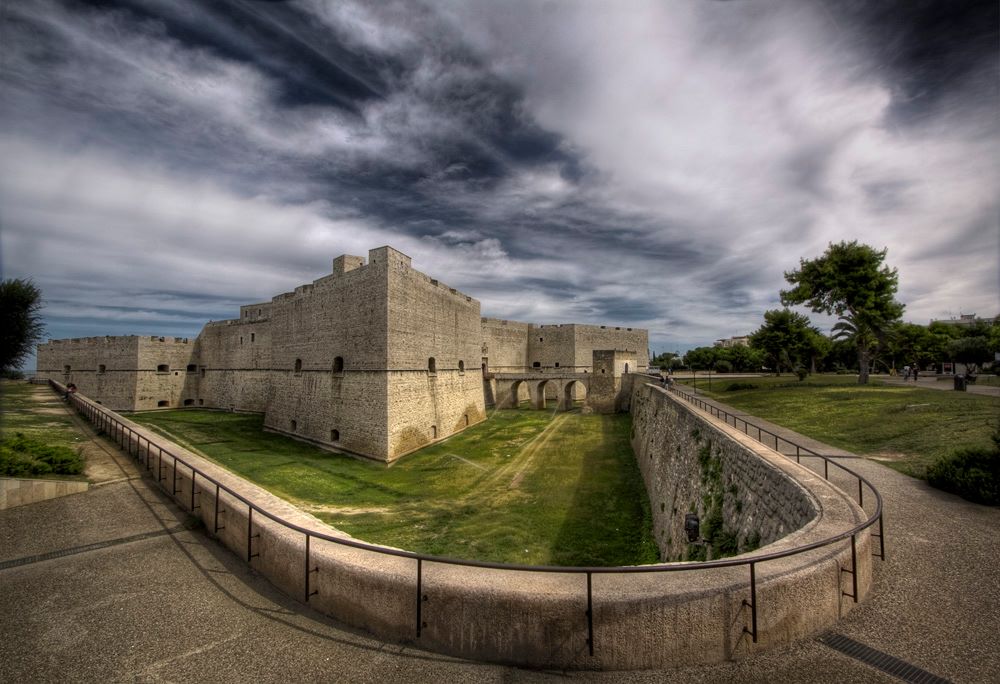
top-left (333, 356), bottom-right (344, 373)
top-left (458, 360), bottom-right (465, 373)
top-left (625, 363), bottom-right (629, 373)
top-left (290, 419), bottom-right (298, 431)
top-left (428, 357), bottom-right (436, 374)
top-left (294, 359), bottom-right (302, 374)
top-left (331, 429), bottom-right (340, 442)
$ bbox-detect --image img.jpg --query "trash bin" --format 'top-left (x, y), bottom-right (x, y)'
top-left (953, 375), bottom-right (967, 391)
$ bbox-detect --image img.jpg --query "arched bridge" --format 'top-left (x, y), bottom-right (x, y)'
top-left (492, 372), bottom-right (592, 411)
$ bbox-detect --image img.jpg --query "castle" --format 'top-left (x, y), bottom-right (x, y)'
top-left (36, 246), bottom-right (648, 463)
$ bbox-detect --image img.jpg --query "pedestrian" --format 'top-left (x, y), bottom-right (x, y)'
top-left (903, 364), bottom-right (911, 381)
top-left (912, 364), bottom-right (919, 382)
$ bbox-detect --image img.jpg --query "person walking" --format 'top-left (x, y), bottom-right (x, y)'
top-left (912, 364), bottom-right (919, 382)
top-left (903, 364), bottom-right (911, 381)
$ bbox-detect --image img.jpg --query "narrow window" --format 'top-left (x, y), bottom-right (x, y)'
top-left (458, 360), bottom-right (465, 373)
top-left (251, 333), bottom-right (255, 342)
top-left (198, 399), bottom-right (204, 406)
top-left (200, 367), bottom-right (206, 378)
top-left (294, 359), bottom-right (302, 374)
top-left (183, 399), bottom-right (194, 406)
top-left (333, 356), bottom-right (344, 373)
top-left (290, 419), bottom-right (298, 431)
top-left (331, 429), bottom-right (340, 442)
top-left (98, 364), bottom-right (106, 374)
top-left (157, 400), bottom-right (169, 407)
top-left (240, 336), bottom-right (243, 345)
top-left (431, 425), bottom-right (438, 439)
top-left (428, 357), bottom-right (436, 374)
top-left (539, 337), bottom-right (543, 342)
top-left (554, 362), bottom-right (560, 368)
top-left (625, 363), bottom-right (630, 373)
top-left (157, 364), bottom-right (169, 373)
top-left (63, 365), bottom-right (71, 373)
top-left (186, 364), bottom-right (196, 373)
top-left (464, 414), bottom-right (469, 427)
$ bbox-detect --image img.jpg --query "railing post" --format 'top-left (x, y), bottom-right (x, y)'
top-left (416, 558), bottom-right (423, 637)
top-left (858, 479), bottom-right (863, 507)
top-left (304, 533), bottom-right (318, 602)
top-left (190, 470), bottom-right (198, 511)
top-left (824, 459), bottom-right (829, 480)
top-left (214, 483), bottom-right (225, 533)
top-left (743, 561), bottom-right (758, 643)
top-left (851, 534), bottom-right (858, 602)
top-left (878, 514), bottom-right (886, 560)
top-left (172, 457), bottom-right (179, 495)
top-left (247, 505), bottom-right (259, 562)
top-left (586, 571), bottom-right (594, 656)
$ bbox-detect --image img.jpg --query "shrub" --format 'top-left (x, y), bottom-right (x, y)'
top-left (725, 382), bottom-right (758, 392)
top-left (713, 359), bottom-right (733, 374)
top-left (926, 429), bottom-right (999, 505)
top-left (0, 433), bottom-right (85, 477)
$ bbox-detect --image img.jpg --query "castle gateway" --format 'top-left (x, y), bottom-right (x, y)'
top-left (36, 246), bottom-right (648, 463)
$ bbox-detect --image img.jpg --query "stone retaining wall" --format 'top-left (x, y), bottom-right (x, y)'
top-left (0, 477), bottom-right (89, 510)
top-left (68, 384), bottom-right (872, 670)
top-left (630, 381), bottom-right (817, 560)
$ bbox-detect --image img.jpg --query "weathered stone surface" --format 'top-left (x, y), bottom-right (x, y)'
top-left (37, 246), bottom-right (648, 463)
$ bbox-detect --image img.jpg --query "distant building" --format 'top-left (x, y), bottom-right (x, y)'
top-left (714, 336), bottom-right (750, 348)
top-left (929, 313), bottom-right (998, 328)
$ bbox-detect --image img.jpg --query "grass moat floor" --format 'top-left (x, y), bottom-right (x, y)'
top-left (678, 373), bottom-right (999, 478)
top-left (129, 406), bottom-right (659, 567)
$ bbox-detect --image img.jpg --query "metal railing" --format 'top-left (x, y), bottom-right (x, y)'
top-left (57, 379), bottom-right (884, 656)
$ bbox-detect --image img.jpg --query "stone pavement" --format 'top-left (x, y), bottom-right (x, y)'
top-left (1, 392), bottom-right (998, 682)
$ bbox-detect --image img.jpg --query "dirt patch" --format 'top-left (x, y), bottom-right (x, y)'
top-left (298, 503), bottom-right (391, 516)
top-left (869, 451), bottom-right (909, 462)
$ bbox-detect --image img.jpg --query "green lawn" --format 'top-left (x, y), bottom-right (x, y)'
top-left (0, 381), bottom-right (89, 479)
top-left (0, 381), bottom-right (89, 451)
top-left (680, 374), bottom-right (998, 478)
top-left (129, 407), bottom-right (658, 567)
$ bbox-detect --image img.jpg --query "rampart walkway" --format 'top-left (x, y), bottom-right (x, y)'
top-left (1, 385), bottom-right (997, 682)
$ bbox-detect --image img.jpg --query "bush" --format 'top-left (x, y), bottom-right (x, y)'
top-left (725, 382), bottom-right (758, 392)
top-left (926, 430), bottom-right (1000, 505)
top-left (0, 433), bottom-right (85, 477)
top-left (713, 359), bottom-right (733, 373)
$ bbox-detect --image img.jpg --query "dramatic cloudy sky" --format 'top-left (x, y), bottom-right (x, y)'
top-left (1, 0), bottom-right (997, 366)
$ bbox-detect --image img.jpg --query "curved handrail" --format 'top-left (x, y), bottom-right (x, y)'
top-left (53, 378), bottom-right (885, 651)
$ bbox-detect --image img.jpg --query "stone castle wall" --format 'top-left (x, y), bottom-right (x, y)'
top-left (36, 245), bottom-right (648, 463)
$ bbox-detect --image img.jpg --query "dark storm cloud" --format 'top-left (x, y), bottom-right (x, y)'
top-left (1, 0), bottom-right (997, 366)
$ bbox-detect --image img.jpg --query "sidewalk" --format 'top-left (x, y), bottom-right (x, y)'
top-left (880, 375), bottom-right (1000, 397)
top-left (1, 390), bottom-right (997, 682)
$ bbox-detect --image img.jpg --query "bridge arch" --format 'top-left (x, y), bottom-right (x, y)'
top-left (559, 379), bottom-right (587, 411)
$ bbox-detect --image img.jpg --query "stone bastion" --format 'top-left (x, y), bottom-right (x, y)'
top-left (63, 380), bottom-right (873, 670)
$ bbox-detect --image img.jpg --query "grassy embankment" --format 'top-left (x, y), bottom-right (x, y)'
top-left (679, 374), bottom-right (998, 478)
top-left (130, 406), bottom-right (658, 567)
top-left (0, 381), bottom-right (87, 477)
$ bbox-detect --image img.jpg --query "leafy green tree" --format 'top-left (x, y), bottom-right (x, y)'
top-left (683, 347), bottom-right (717, 372)
top-left (723, 344), bottom-right (765, 372)
top-left (749, 309), bottom-right (819, 376)
top-left (948, 336), bottom-right (992, 377)
top-left (0, 278), bottom-right (45, 373)
top-left (781, 241), bottom-right (904, 384)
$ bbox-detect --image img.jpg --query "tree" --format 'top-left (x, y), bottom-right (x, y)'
top-left (683, 346), bottom-right (717, 372)
top-left (0, 278), bottom-right (45, 373)
top-left (749, 309), bottom-right (820, 376)
top-left (781, 241), bottom-right (904, 385)
top-left (948, 336), bottom-right (992, 377)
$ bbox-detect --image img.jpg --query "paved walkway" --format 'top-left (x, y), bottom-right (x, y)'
top-left (879, 375), bottom-right (1000, 397)
top-left (1, 390), bottom-right (998, 682)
